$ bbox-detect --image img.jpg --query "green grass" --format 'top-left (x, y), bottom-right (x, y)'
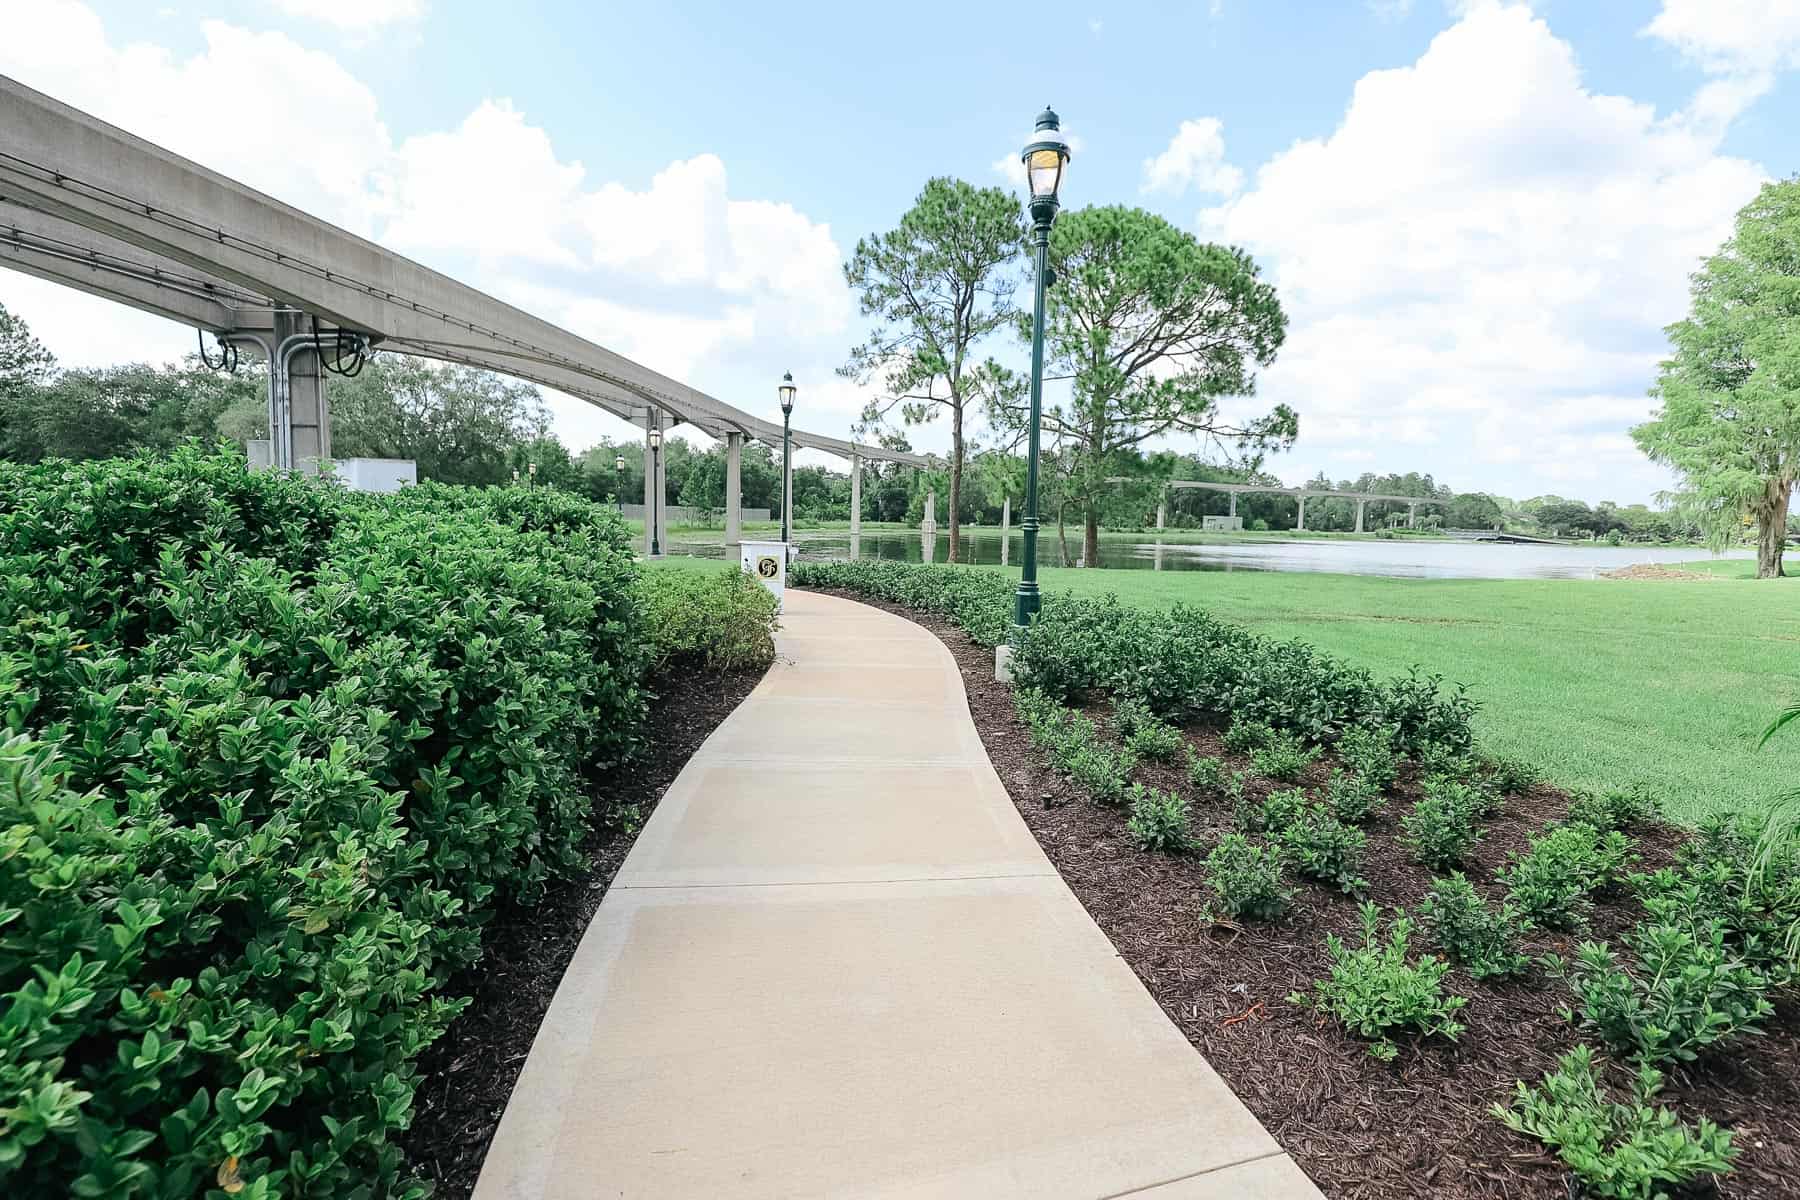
top-left (1675, 556), bottom-right (1794, 579)
top-left (1013, 564), bottom-right (1800, 824)
top-left (674, 546), bottom-right (1797, 822)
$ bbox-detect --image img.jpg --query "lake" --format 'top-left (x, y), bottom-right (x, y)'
top-left (668, 528), bottom-right (1752, 581)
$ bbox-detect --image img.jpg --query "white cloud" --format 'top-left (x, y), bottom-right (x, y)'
top-left (267, 0), bottom-right (425, 33)
top-left (0, 1), bottom-right (865, 453)
top-left (1644, 0), bottom-right (1800, 76)
top-left (1200, 2), bottom-right (1769, 502)
top-left (1141, 118), bottom-right (1244, 197)
top-left (1367, 0), bottom-right (1414, 20)
top-left (1088, 17), bottom-right (1103, 35)
top-left (1642, 0), bottom-right (1800, 129)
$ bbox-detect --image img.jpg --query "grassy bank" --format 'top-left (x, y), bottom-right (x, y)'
top-left (1024, 564), bottom-right (1799, 824)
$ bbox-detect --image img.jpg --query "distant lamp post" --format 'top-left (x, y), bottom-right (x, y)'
top-left (615, 453), bottom-right (627, 516)
top-left (1013, 105), bottom-right (1070, 634)
top-left (647, 426), bottom-right (662, 557)
top-left (512, 468), bottom-right (520, 484)
top-left (779, 371), bottom-right (797, 544)
top-left (527, 461), bottom-right (537, 487)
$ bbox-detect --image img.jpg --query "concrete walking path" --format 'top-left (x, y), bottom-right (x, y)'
top-left (473, 589), bottom-right (1321, 1199)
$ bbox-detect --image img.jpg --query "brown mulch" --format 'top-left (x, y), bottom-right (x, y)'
top-left (396, 663), bottom-right (767, 1200)
top-left (809, 588), bottom-right (1800, 1200)
top-left (1600, 563), bottom-right (1715, 581)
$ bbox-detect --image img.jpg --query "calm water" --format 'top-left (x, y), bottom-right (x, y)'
top-left (668, 528), bottom-right (1753, 581)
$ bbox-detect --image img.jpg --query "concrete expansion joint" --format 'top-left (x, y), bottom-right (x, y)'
top-left (1099, 1151), bottom-right (1297, 1199)
top-left (614, 869), bottom-right (1061, 892)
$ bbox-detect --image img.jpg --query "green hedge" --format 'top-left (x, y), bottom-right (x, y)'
top-left (0, 450), bottom-right (650, 1197)
top-left (788, 559), bottom-right (1474, 753)
top-left (637, 568), bottom-right (780, 672)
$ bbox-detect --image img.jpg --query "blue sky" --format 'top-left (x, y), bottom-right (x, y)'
top-left (4, 0), bottom-right (1797, 504)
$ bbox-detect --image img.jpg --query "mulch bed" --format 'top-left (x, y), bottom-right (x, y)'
top-left (810, 588), bottom-right (1800, 1200)
top-left (397, 663), bottom-right (767, 1199)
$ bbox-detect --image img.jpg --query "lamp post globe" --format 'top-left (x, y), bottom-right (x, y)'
top-left (647, 425), bottom-right (662, 558)
top-left (614, 454), bottom-right (626, 515)
top-left (779, 371), bottom-right (797, 545)
top-left (1014, 105), bottom-right (1070, 635)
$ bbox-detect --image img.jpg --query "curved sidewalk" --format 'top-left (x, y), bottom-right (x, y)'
top-left (473, 589), bottom-right (1320, 1199)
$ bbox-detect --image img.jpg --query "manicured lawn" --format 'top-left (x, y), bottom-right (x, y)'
top-left (696, 545), bottom-right (1798, 822)
top-left (1677, 555), bottom-right (1794, 578)
top-left (1024, 564), bottom-right (1800, 824)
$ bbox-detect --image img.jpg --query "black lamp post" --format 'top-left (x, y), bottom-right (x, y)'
top-left (614, 453), bottom-right (626, 516)
top-left (1013, 106), bottom-right (1070, 634)
top-left (647, 426), bottom-right (662, 557)
top-left (779, 371), bottom-right (797, 544)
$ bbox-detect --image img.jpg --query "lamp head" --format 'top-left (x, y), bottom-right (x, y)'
top-left (615, 454), bottom-right (626, 471)
top-left (1021, 105), bottom-right (1070, 216)
top-left (648, 427), bottom-right (661, 450)
top-left (778, 370), bottom-right (796, 417)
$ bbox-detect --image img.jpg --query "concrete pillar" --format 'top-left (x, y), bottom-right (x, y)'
top-left (1354, 498), bottom-right (1366, 534)
top-left (849, 453), bottom-right (862, 538)
top-left (1228, 492), bottom-right (1237, 518)
top-left (658, 432), bottom-right (670, 552)
top-left (270, 311), bottom-right (328, 471)
top-left (724, 432), bottom-right (743, 546)
top-left (1000, 495), bottom-right (1011, 567)
top-left (1408, 501), bottom-right (1418, 529)
top-left (1156, 499), bottom-right (1166, 530)
top-left (923, 490), bottom-right (937, 533)
top-left (1296, 495), bottom-right (1306, 532)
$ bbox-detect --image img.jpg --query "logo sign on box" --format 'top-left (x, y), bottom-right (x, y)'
top-left (740, 540), bottom-right (787, 612)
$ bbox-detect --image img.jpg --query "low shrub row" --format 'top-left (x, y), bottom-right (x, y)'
top-left (789, 559), bottom-right (1477, 753)
top-left (0, 449), bottom-right (775, 1198)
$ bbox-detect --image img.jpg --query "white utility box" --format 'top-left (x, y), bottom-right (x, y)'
top-left (740, 539), bottom-right (788, 613)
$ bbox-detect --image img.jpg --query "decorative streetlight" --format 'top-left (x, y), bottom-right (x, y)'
top-left (527, 461), bottom-right (537, 486)
top-left (615, 453), bottom-right (627, 516)
top-left (647, 426), bottom-right (662, 557)
top-left (778, 371), bottom-right (797, 545)
top-left (1013, 105), bottom-right (1070, 634)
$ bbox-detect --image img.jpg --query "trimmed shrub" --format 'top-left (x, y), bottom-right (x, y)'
top-left (1126, 784), bottom-right (1192, 853)
top-left (1250, 730), bottom-right (1319, 782)
top-left (1116, 697), bottom-right (1183, 761)
top-left (1418, 874), bottom-right (1532, 979)
top-left (1569, 920), bottom-right (1774, 1065)
top-left (1500, 822), bottom-right (1635, 930)
top-left (1401, 777), bottom-right (1485, 870)
top-left (1494, 1046), bottom-right (1737, 1199)
top-left (1204, 835), bottom-right (1294, 921)
top-left (1223, 717), bottom-right (1276, 756)
top-left (637, 567), bottom-right (780, 670)
top-left (0, 450), bottom-right (678, 1196)
top-left (1566, 784), bottom-right (1661, 834)
top-left (1294, 902), bottom-right (1468, 1061)
top-left (1273, 806), bottom-right (1369, 894)
top-left (1240, 786), bottom-right (1311, 835)
top-left (1336, 724), bottom-right (1400, 790)
top-left (1480, 751), bottom-right (1541, 798)
top-left (1632, 809), bottom-right (1800, 985)
top-left (1185, 750), bottom-right (1228, 797)
top-left (1069, 744), bottom-right (1137, 806)
top-left (1323, 769), bottom-right (1385, 823)
top-left (788, 561), bottom-right (1478, 751)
